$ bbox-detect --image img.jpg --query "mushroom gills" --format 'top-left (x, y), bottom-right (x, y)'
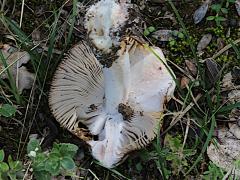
top-left (49, 43), bottom-right (104, 131)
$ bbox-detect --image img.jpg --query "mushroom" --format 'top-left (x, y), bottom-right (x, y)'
top-left (84, 0), bottom-right (129, 52)
top-left (0, 44), bottom-right (35, 93)
top-left (49, 37), bottom-right (176, 168)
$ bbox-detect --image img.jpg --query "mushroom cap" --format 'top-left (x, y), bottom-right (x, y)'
top-left (0, 46), bottom-right (31, 78)
top-left (49, 38), bottom-right (176, 168)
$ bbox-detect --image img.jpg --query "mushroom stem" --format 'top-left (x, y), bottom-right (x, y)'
top-left (103, 50), bottom-right (130, 114)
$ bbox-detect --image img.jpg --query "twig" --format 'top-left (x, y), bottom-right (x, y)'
top-left (212, 38), bottom-right (240, 60)
top-left (161, 93), bottom-right (202, 136)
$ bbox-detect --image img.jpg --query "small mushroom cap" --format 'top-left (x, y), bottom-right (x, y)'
top-left (0, 46), bottom-right (34, 93)
top-left (49, 43), bottom-right (104, 131)
top-left (0, 47), bottom-right (31, 78)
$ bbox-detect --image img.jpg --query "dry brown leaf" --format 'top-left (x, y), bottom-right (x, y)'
top-left (205, 58), bottom-right (220, 85)
top-left (193, 0), bottom-right (211, 24)
top-left (228, 90), bottom-right (240, 104)
top-left (222, 72), bottom-right (234, 89)
top-left (180, 76), bottom-right (190, 89)
top-left (207, 124), bottom-right (240, 176)
top-left (232, 67), bottom-right (240, 85)
top-left (197, 34), bottom-right (212, 52)
top-left (185, 60), bottom-right (197, 76)
top-left (236, 0), bottom-right (240, 16)
top-left (152, 30), bottom-right (173, 41)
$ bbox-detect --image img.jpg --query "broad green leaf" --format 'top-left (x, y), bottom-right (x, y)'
top-left (148, 26), bottom-right (156, 33)
top-left (27, 138), bottom-right (41, 154)
top-left (143, 29), bottom-right (150, 36)
top-left (220, 8), bottom-right (228, 14)
top-left (59, 143), bottom-right (78, 158)
top-left (206, 16), bottom-right (215, 21)
top-left (0, 150), bottom-right (4, 162)
top-left (8, 156), bottom-right (22, 171)
top-left (32, 153), bottom-right (47, 171)
top-left (45, 156), bottom-right (60, 175)
top-left (61, 157), bottom-right (75, 170)
top-left (0, 162), bottom-right (9, 172)
top-left (177, 32), bottom-right (184, 39)
top-left (0, 104), bottom-right (16, 117)
top-left (215, 16), bottom-right (226, 21)
top-left (211, 4), bottom-right (221, 12)
top-left (34, 171), bottom-right (51, 180)
top-left (136, 163), bottom-right (143, 171)
top-left (7, 172), bottom-right (17, 180)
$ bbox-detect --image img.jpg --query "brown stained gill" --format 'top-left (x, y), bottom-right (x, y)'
top-left (73, 128), bottom-right (94, 141)
top-left (118, 103), bottom-right (134, 121)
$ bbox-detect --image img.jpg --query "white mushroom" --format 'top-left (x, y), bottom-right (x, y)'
top-left (84, 0), bottom-right (129, 52)
top-left (49, 37), bottom-right (176, 168)
top-left (0, 45), bottom-right (35, 93)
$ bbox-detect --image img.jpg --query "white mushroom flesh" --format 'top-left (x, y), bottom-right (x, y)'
top-left (88, 38), bottom-right (176, 167)
top-left (84, 0), bottom-right (129, 52)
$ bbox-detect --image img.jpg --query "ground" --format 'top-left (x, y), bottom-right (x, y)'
top-left (0, 0), bottom-right (240, 179)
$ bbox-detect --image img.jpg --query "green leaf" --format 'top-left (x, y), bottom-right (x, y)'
top-left (215, 16), bottom-right (226, 21)
top-left (206, 16), bottom-right (215, 21)
top-left (32, 153), bottom-right (47, 171)
top-left (34, 171), bottom-right (51, 180)
top-left (148, 26), bottom-right (156, 33)
top-left (217, 102), bottom-right (240, 114)
top-left (169, 40), bottom-right (176, 46)
top-left (136, 163), bottom-right (143, 172)
top-left (227, 0), bottom-right (236, 3)
top-left (143, 29), bottom-right (150, 36)
top-left (59, 143), bottom-right (78, 158)
top-left (211, 4), bottom-right (222, 12)
top-left (61, 157), bottom-right (75, 170)
top-left (0, 150), bottom-right (4, 162)
top-left (8, 156), bottom-right (22, 171)
top-left (220, 8), bottom-right (228, 14)
top-left (177, 32), bottom-right (184, 39)
top-left (0, 104), bottom-right (16, 117)
top-left (7, 172), bottom-right (17, 180)
top-left (45, 156), bottom-right (60, 175)
top-left (27, 138), bottom-right (41, 154)
top-left (0, 162), bottom-right (9, 172)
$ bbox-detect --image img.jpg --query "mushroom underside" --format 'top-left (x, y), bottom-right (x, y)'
top-left (49, 38), bottom-right (176, 168)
